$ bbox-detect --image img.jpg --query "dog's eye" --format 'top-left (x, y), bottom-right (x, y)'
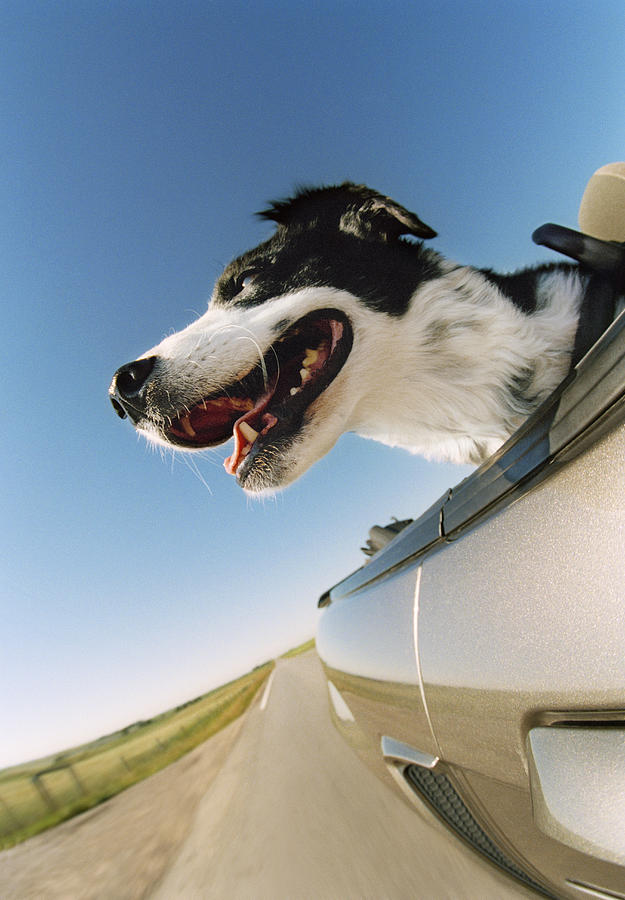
top-left (234, 271), bottom-right (258, 293)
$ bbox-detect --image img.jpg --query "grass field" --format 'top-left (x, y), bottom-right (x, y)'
top-left (280, 637), bottom-right (316, 658)
top-left (0, 662), bottom-right (274, 849)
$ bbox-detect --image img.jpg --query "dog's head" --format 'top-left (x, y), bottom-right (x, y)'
top-left (109, 183), bottom-right (438, 493)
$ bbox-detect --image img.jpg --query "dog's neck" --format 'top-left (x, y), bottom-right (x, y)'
top-left (347, 262), bottom-right (584, 465)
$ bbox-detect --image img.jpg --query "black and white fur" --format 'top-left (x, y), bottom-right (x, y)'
top-left (110, 183), bottom-right (584, 493)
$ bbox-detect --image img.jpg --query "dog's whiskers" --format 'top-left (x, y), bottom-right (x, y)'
top-left (205, 323), bottom-right (271, 391)
top-left (231, 332), bottom-right (268, 389)
top-left (180, 453), bottom-right (214, 495)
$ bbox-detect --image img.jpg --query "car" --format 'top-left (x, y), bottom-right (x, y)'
top-left (316, 166), bottom-right (625, 900)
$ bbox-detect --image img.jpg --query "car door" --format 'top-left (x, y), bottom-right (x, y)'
top-left (318, 309), bottom-right (625, 899)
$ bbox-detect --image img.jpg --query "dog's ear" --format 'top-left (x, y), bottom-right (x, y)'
top-left (340, 192), bottom-right (437, 242)
top-left (258, 183), bottom-right (437, 242)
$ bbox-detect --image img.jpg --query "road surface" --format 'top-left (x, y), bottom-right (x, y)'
top-left (1, 651), bottom-right (534, 899)
top-left (152, 651), bottom-right (533, 899)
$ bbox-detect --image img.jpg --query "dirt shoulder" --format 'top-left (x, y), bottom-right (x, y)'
top-left (0, 714), bottom-right (246, 900)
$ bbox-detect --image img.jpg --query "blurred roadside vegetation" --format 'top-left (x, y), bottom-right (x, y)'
top-left (0, 661), bottom-right (275, 849)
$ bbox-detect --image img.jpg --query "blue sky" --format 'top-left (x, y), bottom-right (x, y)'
top-left (2, 0), bottom-right (624, 768)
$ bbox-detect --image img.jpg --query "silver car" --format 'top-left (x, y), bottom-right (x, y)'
top-left (317, 203), bottom-right (625, 899)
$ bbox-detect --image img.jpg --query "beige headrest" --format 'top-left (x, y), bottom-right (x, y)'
top-left (578, 162), bottom-right (625, 241)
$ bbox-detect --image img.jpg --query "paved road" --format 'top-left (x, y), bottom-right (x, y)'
top-left (1, 651), bottom-right (535, 899)
top-left (151, 651), bottom-right (534, 899)
top-left (0, 714), bottom-right (247, 900)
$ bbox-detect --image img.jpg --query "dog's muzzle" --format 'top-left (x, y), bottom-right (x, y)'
top-left (109, 356), bottom-right (157, 423)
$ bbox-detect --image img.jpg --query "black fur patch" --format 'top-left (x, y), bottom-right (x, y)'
top-left (481, 262), bottom-right (577, 314)
top-left (213, 218), bottom-right (443, 318)
top-left (258, 183), bottom-right (437, 241)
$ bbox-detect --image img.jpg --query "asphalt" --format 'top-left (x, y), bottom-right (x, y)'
top-left (150, 651), bottom-right (534, 899)
top-left (1, 650), bottom-right (535, 899)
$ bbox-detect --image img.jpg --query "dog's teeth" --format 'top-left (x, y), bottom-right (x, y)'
top-left (302, 348), bottom-right (319, 368)
top-left (239, 421), bottom-right (259, 442)
top-left (181, 416), bottom-right (196, 437)
top-left (300, 368), bottom-right (311, 383)
top-left (290, 387), bottom-right (301, 396)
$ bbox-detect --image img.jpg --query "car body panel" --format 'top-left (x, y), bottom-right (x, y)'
top-left (317, 305), bottom-right (625, 898)
top-left (319, 564), bottom-right (439, 766)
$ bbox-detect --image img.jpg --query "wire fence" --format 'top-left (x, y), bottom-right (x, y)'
top-left (0, 729), bottom-right (186, 844)
top-left (0, 666), bottom-right (273, 849)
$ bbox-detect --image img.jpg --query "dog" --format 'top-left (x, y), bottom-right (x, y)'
top-left (109, 182), bottom-right (586, 494)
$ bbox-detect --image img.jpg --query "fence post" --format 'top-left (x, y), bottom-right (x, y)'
top-left (31, 774), bottom-right (56, 812)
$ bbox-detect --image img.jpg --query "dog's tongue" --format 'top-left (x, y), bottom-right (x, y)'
top-left (224, 386), bottom-right (277, 475)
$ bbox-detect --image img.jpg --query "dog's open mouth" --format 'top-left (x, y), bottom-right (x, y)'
top-left (165, 309), bottom-right (353, 481)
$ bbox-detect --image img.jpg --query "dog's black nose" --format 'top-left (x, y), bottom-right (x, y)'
top-left (113, 357), bottom-right (156, 398)
top-left (109, 356), bottom-right (157, 420)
